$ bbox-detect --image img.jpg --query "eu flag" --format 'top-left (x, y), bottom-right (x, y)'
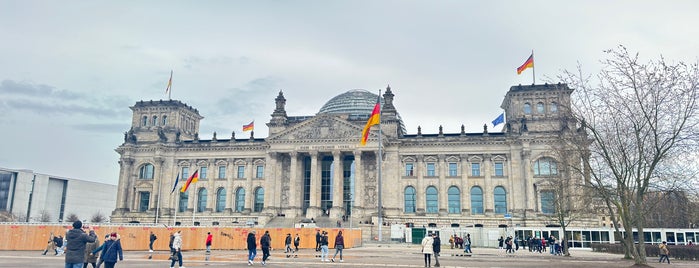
top-left (492, 113), bottom-right (505, 127)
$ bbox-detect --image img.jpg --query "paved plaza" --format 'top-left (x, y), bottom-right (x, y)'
top-left (0, 244), bottom-right (693, 267)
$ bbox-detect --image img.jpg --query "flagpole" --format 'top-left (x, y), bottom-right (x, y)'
top-left (377, 89), bottom-right (383, 242)
top-left (173, 192), bottom-right (178, 226)
top-left (531, 50), bottom-right (536, 84)
top-left (155, 169), bottom-right (163, 224)
top-left (192, 186), bottom-right (197, 224)
top-left (168, 70), bottom-right (173, 100)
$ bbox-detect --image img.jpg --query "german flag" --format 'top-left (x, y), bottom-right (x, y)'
top-left (180, 170), bottom-right (199, 192)
top-left (360, 96), bottom-right (380, 146)
top-left (242, 121), bottom-right (254, 132)
top-left (517, 54), bottom-right (534, 75)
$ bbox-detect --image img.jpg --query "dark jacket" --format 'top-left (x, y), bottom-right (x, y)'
top-left (100, 239), bottom-right (123, 263)
top-left (433, 236), bottom-right (441, 253)
top-left (294, 236), bottom-right (300, 246)
top-left (260, 234), bottom-right (271, 248)
top-left (320, 235), bottom-right (329, 246)
top-left (84, 239), bottom-right (100, 263)
top-left (316, 231), bottom-right (321, 242)
top-left (334, 234), bottom-right (345, 247)
top-left (285, 235), bottom-right (292, 245)
top-left (65, 228), bottom-right (96, 264)
top-left (247, 233), bottom-right (257, 250)
top-left (150, 233), bottom-right (157, 242)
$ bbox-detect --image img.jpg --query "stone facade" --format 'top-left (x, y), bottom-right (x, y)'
top-left (111, 84), bottom-right (600, 228)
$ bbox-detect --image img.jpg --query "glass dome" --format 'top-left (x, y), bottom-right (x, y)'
top-left (318, 89), bottom-right (381, 116)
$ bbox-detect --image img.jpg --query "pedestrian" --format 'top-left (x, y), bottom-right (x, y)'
top-left (246, 231), bottom-right (257, 265)
top-left (498, 236), bottom-right (504, 249)
top-left (464, 234), bottom-right (472, 253)
top-left (421, 233), bottom-right (434, 267)
top-left (320, 231), bottom-right (329, 262)
top-left (284, 233), bottom-right (293, 258)
top-left (658, 241), bottom-right (670, 264)
top-left (548, 235), bottom-right (556, 254)
top-left (505, 236), bottom-right (513, 254)
top-left (205, 232), bottom-right (213, 253)
top-left (148, 231), bottom-right (157, 253)
top-left (293, 233), bottom-right (300, 258)
top-left (55, 235), bottom-right (64, 255)
top-left (100, 232), bottom-right (123, 268)
top-left (84, 234), bottom-right (100, 268)
top-left (169, 231), bottom-right (184, 268)
top-left (65, 221), bottom-right (97, 268)
top-left (514, 236), bottom-right (519, 251)
top-left (315, 230), bottom-right (322, 252)
top-left (432, 233), bottom-right (441, 267)
top-left (260, 230), bottom-right (271, 266)
top-left (331, 230), bottom-right (344, 263)
top-left (91, 234), bottom-right (110, 268)
top-left (449, 235), bottom-right (454, 249)
top-left (43, 232), bottom-right (56, 255)
top-left (168, 232), bottom-right (175, 252)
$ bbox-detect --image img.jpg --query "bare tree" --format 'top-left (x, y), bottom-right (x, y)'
top-left (90, 211), bottom-right (106, 223)
top-left (559, 45), bottom-right (699, 264)
top-left (0, 211), bottom-right (16, 222)
top-left (66, 213), bottom-right (80, 223)
top-left (38, 210), bottom-right (52, 223)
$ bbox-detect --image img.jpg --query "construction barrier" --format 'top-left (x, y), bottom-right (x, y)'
top-left (0, 223), bottom-right (361, 251)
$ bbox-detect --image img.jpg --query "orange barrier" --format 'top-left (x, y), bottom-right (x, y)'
top-left (0, 224), bottom-right (361, 251)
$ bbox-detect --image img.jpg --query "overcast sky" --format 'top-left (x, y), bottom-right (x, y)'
top-left (1, 1), bottom-right (697, 185)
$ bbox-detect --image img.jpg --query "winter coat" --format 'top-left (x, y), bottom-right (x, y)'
top-left (421, 236), bottom-right (434, 254)
top-left (100, 239), bottom-right (123, 263)
top-left (433, 236), bottom-right (441, 253)
top-left (247, 233), bottom-right (257, 250)
top-left (172, 233), bottom-right (182, 251)
top-left (294, 236), bottom-right (300, 246)
top-left (206, 234), bottom-right (213, 246)
top-left (84, 239), bottom-right (100, 263)
top-left (334, 234), bottom-right (345, 247)
top-left (260, 234), bottom-right (271, 249)
top-left (64, 228), bottom-right (96, 264)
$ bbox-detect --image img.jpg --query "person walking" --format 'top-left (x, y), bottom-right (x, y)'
top-left (448, 235), bottom-right (454, 249)
top-left (464, 234), bottom-right (472, 253)
top-left (246, 231), bottom-right (257, 266)
top-left (205, 232), bottom-right (213, 253)
top-left (315, 230), bottom-right (322, 252)
top-left (148, 231), bottom-right (157, 253)
top-left (168, 232), bottom-right (175, 252)
top-left (658, 241), bottom-right (670, 264)
top-left (432, 233), bottom-right (441, 267)
top-left (169, 231), bottom-right (184, 268)
top-left (260, 231), bottom-right (271, 266)
top-left (43, 232), bottom-right (56, 255)
top-left (320, 231), bottom-right (329, 262)
top-left (293, 233), bottom-right (300, 258)
top-left (83, 234), bottom-right (100, 268)
top-left (100, 233), bottom-right (123, 268)
top-left (90, 234), bottom-right (111, 268)
top-left (331, 231), bottom-right (345, 263)
top-left (65, 221), bottom-right (97, 268)
top-left (421, 233), bottom-right (434, 267)
top-left (498, 236), bottom-right (504, 249)
top-left (55, 235), bottom-right (64, 255)
top-left (284, 233), bottom-right (293, 258)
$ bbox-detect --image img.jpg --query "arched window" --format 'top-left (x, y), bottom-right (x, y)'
top-left (235, 188), bottom-right (245, 212)
top-left (162, 115), bottom-right (168, 126)
top-left (142, 116), bottom-right (148, 126)
top-left (404, 186), bottom-right (416, 213)
top-left (523, 103), bottom-right (532, 114)
top-left (448, 186), bottom-right (461, 214)
top-left (494, 186), bottom-right (507, 214)
top-left (534, 157), bottom-right (558, 176)
top-left (470, 186), bottom-right (483, 214)
top-left (550, 102), bottom-right (558, 113)
top-left (426, 186), bottom-right (438, 213)
top-left (536, 102), bottom-right (545, 113)
top-left (153, 116), bottom-right (158, 126)
top-left (254, 187), bottom-right (264, 212)
top-left (216, 188), bottom-right (226, 212)
top-left (197, 188), bottom-right (207, 212)
top-left (178, 191), bottom-right (188, 212)
top-left (139, 164), bottom-right (154, 179)
top-left (541, 190), bottom-right (555, 214)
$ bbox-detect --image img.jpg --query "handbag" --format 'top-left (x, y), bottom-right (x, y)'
top-left (171, 250), bottom-right (179, 261)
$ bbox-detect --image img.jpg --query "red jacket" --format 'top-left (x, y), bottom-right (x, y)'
top-left (206, 234), bottom-right (213, 245)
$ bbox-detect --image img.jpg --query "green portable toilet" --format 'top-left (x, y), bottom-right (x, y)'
top-left (413, 227), bottom-right (426, 244)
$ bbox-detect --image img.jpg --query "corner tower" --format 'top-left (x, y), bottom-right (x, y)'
top-left (500, 83), bottom-right (575, 134)
top-left (126, 100), bottom-right (203, 143)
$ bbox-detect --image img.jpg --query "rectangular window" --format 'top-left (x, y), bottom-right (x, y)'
top-left (405, 163), bottom-right (414, 176)
top-left (256, 166), bottom-right (264, 178)
top-left (541, 191), bottom-right (555, 214)
top-left (471, 163), bottom-right (481, 176)
top-left (426, 163), bottom-right (436, 176)
top-left (139, 192), bottom-right (150, 212)
top-left (200, 167), bottom-right (207, 179)
top-left (494, 162), bottom-right (504, 176)
top-left (237, 166), bottom-right (245, 179)
top-left (218, 166), bottom-right (226, 179)
top-left (182, 167), bottom-right (189, 180)
top-left (448, 163), bottom-right (457, 176)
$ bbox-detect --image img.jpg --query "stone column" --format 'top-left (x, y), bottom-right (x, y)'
top-left (521, 149), bottom-right (533, 213)
top-left (352, 151), bottom-right (363, 217)
top-left (460, 154), bottom-right (470, 214)
top-left (115, 157), bottom-right (134, 213)
top-left (483, 154), bottom-right (492, 214)
top-left (438, 154), bottom-right (447, 215)
top-left (225, 158), bottom-right (235, 213)
top-left (416, 154), bottom-right (425, 215)
top-left (330, 150), bottom-right (344, 218)
top-left (244, 158), bottom-right (253, 214)
top-left (263, 152), bottom-right (278, 214)
top-left (286, 152), bottom-right (300, 217)
top-left (307, 151), bottom-right (321, 218)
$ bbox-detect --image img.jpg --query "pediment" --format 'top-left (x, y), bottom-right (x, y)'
top-left (268, 114), bottom-right (376, 142)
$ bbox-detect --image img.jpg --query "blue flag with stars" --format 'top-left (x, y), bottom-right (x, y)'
top-left (492, 113), bottom-right (504, 127)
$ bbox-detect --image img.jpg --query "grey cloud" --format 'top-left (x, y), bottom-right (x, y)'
top-left (0, 80), bottom-right (84, 100)
top-left (183, 55), bottom-right (237, 70)
top-left (72, 123), bottom-right (131, 133)
top-left (2, 99), bottom-right (122, 118)
top-left (214, 76), bottom-right (280, 116)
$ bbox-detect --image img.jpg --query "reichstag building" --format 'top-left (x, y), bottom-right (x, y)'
top-left (111, 84), bottom-right (598, 228)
